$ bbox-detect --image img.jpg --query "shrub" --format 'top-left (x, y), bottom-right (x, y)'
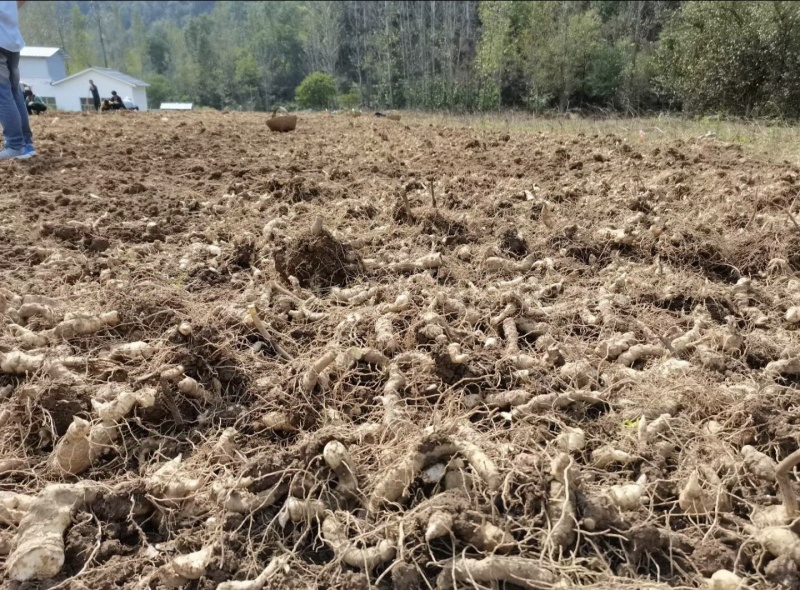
top-left (338, 85), bottom-right (361, 110)
top-left (295, 72), bottom-right (337, 110)
top-left (145, 73), bottom-right (171, 109)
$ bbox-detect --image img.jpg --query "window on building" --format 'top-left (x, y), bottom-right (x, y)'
top-left (80, 97), bottom-right (95, 112)
top-left (39, 97), bottom-right (57, 109)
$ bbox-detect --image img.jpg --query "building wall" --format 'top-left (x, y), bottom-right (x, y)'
top-left (20, 77), bottom-right (54, 95)
top-left (46, 55), bottom-right (67, 81)
top-left (49, 80), bottom-right (82, 112)
top-left (19, 57), bottom-right (50, 80)
top-left (132, 87), bottom-right (148, 111)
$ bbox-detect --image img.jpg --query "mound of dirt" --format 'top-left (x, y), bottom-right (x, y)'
top-left (274, 227), bottom-right (359, 289)
top-left (499, 227), bottom-right (528, 259)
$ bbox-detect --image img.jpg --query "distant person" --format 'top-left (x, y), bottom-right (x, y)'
top-left (122, 96), bottom-right (138, 110)
top-left (108, 90), bottom-right (126, 110)
top-left (88, 79), bottom-right (100, 111)
top-left (23, 86), bottom-right (46, 115)
top-left (0, 0), bottom-right (36, 160)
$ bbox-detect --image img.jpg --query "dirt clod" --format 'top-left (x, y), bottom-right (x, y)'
top-left (499, 228), bottom-right (528, 259)
top-left (274, 228), bottom-right (357, 289)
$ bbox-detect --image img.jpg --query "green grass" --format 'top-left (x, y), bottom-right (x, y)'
top-left (412, 111), bottom-right (800, 162)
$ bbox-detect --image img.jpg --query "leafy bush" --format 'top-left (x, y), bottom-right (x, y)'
top-left (586, 43), bottom-right (625, 103)
top-left (295, 72), bottom-right (337, 110)
top-left (477, 81), bottom-right (501, 111)
top-left (338, 85), bottom-right (361, 109)
top-left (524, 92), bottom-right (552, 114)
top-left (145, 74), bottom-right (171, 109)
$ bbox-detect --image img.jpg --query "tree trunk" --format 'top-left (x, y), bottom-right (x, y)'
top-left (94, 1), bottom-right (109, 68)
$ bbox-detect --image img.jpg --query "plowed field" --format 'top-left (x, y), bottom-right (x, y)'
top-left (2, 110), bottom-right (800, 590)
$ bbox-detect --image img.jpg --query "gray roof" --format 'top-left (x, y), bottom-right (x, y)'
top-left (51, 67), bottom-right (149, 88)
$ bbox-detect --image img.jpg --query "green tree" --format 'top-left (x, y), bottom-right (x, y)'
top-left (249, 2), bottom-right (307, 108)
top-left (68, 5), bottom-right (95, 73)
top-left (148, 24), bottom-right (172, 75)
top-left (586, 41), bottom-right (626, 103)
top-left (338, 84), bottom-right (361, 109)
top-left (475, 1), bottom-right (511, 109)
top-left (124, 7), bottom-right (147, 76)
top-left (184, 13), bottom-right (222, 108)
top-left (658, 1), bottom-right (800, 117)
top-left (295, 71), bottom-right (337, 109)
top-left (18, 1), bottom-right (69, 50)
top-left (12, 0), bottom-right (691, 115)
top-left (565, 9), bottom-right (606, 104)
top-left (145, 73), bottom-right (171, 108)
top-left (234, 49), bottom-right (262, 109)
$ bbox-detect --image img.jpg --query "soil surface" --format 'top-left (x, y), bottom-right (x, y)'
top-left (1, 110), bottom-right (800, 589)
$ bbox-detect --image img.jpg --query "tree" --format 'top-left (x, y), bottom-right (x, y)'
top-left (235, 49), bottom-right (262, 108)
top-left (338, 84), bottom-right (361, 109)
top-left (124, 7), bottom-right (148, 76)
top-left (148, 25), bottom-right (172, 75)
top-left (68, 5), bottom-right (95, 73)
top-left (23, 0), bottom-right (777, 117)
top-left (18, 1), bottom-right (69, 49)
top-left (145, 73), bottom-right (171, 108)
top-left (302, 1), bottom-right (342, 75)
top-left (295, 71), bottom-right (337, 109)
top-left (475, 1), bottom-right (510, 109)
top-left (91, 1), bottom-right (109, 67)
top-left (184, 13), bottom-right (222, 108)
top-left (247, 2), bottom-right (306, 108)
top-left (657, 1), bottom-right (800, 117)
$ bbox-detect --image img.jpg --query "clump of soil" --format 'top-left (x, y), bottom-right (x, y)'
top-left (39, 385), bottom-right (89, 436)
top-left (265, 176), bottom-right (321, 202)
top-left (499, 228), bottom-right (528, 259)
top-left (274, 228), bottom-right (360, 289)
top-left (420, 210), bottom-right (470, 246)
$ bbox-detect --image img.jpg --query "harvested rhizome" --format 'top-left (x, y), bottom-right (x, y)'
top-left (2, 111), bottom-right (800, 590)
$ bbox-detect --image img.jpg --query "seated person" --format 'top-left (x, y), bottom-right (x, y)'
top-left (108, 91), bottom-right (126, 110)
top-left (23, 88), bottom-right (47, 116)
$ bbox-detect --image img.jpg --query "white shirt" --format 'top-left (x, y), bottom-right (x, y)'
top-left (0, 1), bottom-right (24, 53)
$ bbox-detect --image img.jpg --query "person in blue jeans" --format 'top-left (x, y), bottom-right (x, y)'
top-left (0, 0), bottom-right (35, 160)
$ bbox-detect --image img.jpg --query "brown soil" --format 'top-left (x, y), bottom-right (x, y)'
top-left (499, 227), bottom-right (529, 259)
top-left (274, 228), bottom-right (357, 289)
top-left (1, 110), bottom-right (799, 589)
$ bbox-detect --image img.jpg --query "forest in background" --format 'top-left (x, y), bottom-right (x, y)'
top-left (17, 1), bottom-right (800, 118)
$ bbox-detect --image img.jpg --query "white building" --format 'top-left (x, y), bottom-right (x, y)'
top-left (19, 47), bottom-right (68, 109)
top-left (51, 67), bottom-right (149, 111)
top-left (19, 47), bottom-right (149, 111)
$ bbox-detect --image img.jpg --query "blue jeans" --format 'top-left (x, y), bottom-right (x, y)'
top-left (0, 48), bottom-right (33, 151)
